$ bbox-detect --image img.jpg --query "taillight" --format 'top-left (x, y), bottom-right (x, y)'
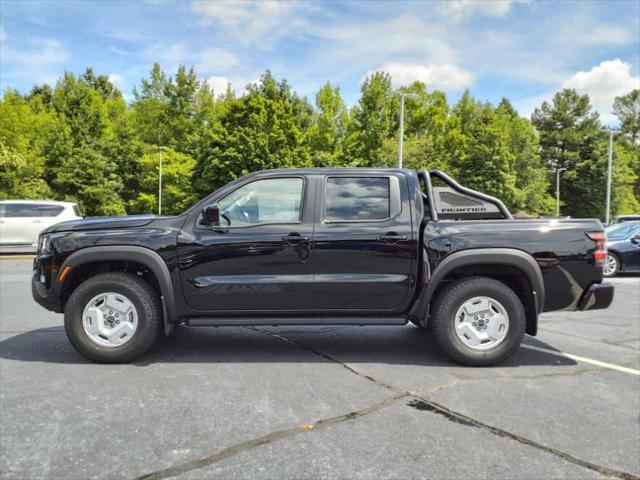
top-left (587, 232), bottom-right (607, 268)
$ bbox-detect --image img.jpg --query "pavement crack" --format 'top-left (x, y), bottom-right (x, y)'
top-left (407, 395), bottom-right (639, 480)
top-left (251, 327), bottom-right (405, 395)
top-left (134, 393), bottom-right (408, 480)
top-left (253, 327), bottom-right (639, 480)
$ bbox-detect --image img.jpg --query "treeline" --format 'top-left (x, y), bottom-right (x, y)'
top-left (0, 64), bottom-right (638, 218)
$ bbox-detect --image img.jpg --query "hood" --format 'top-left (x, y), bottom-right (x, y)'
top-left (43, 215), bottom-right (157, 233)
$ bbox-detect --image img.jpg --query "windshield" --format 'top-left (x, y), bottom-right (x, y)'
top-left (605, 222), bottom-right (640, 240)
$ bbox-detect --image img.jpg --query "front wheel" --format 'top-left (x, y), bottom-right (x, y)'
top-left (64, 272), bottom-right (161, 363)
top-left (431, 276), bottom-right (526, 366)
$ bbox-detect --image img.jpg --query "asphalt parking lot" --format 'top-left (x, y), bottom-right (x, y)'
top-left (0, 257), bottom-right (638, 480)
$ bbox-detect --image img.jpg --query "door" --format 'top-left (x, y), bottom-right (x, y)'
top-left (179, 176), bottom-right (316, 312)
top-left (624, 227), bottom-right (640, 270)
top-left (311, 173), bottom-right (417, 312)
top-left (0, 203), bottom-right (43, 245)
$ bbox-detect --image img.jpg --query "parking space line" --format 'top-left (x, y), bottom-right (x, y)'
top-left (522, 345), bottom-right (640, 376)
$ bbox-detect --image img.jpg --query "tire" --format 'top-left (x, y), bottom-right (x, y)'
top-left (64, 272), bottom-right (161, 363)
top-left (603, 252), bottom-right (619, 277)
top-left (430, 276), bottom-right (526, 366)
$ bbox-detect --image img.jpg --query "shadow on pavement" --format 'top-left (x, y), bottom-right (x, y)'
top-left (0, 324), bottom-right (577, 368)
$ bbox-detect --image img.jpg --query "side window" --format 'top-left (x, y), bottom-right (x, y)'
top-left (38, 205), bottom-right (65, 217)
top-left (325, 177), bottom-right (390, 222)
top-left (218, 177), bottom-right (304, 227)
top-left (4, 204), bottom-right (40, 217)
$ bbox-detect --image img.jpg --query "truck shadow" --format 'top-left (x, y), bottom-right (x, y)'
top-left (0, 324), bottom-right (577, 367)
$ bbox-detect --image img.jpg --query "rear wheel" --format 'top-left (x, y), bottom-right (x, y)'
top-left (64, 272), bottom-right (161, 363)
top-left (431, 276), bottom-right (525, 366)
top-left (603, 253), bottom-right (619, 277)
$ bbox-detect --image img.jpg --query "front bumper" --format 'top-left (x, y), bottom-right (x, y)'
top-left (577, 282), bottom-right (614, 311)
top-left (32, 255), bottom-right (63, 313)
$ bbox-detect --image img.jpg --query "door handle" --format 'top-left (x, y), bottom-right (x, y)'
top-left (282, 233), bottom-right (310, 244)
top-left (33, 220), bottom-right (42, 224)
top-left (379, 232), bottom-right (408, 243)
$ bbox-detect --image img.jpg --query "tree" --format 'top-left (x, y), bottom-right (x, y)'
top-left (131, 148), bottom-right (196, 215)
top-left (350, 72), bottom-right (394, 166)
top-left (194, 71), bottom-right (312, 195)
top-left (451, 92), bottom-right (518, 208)
top-left (307, 82), bottom-right (348, 166)
top-left (613, 90), bottom-right (640, 143)
top-left (54, 145), bottom-right (126, 215)
top-left (532, 89), bottom-right (603, 218)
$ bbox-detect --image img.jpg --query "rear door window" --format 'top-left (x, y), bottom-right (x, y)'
top-left (324, 177), bottom-right (391, 222)
top-left (3, 204), bottom-right (41, 217)
top-left (37, 205), bottom-right (65, 217)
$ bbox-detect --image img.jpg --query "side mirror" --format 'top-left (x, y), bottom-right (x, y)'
top-left (201, 204), bottom-right (220, 226)
top-left (631, 234), bottom-right (640, 244)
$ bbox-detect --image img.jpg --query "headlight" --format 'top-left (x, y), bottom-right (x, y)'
top-left (37, 233), bottom-right (67, 254)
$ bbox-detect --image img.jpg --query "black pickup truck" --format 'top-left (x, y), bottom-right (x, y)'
top-left (32, 168), bottom-right (614, 365)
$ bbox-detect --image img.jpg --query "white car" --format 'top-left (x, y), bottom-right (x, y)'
top-left (0, 200), bottom-right (82, 253)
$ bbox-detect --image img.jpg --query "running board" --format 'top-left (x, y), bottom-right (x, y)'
top-left (186, 317), bottom-right (408, 327)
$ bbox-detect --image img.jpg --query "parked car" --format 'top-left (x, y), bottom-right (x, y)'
top-left (0, 200), bottom-right (82, 253)
top-left (32, 168), bottom-right (613, 365)
top-left (603, 221), bottom-right (640, 277)
top-left (610, 214), bottom-right (640, 224)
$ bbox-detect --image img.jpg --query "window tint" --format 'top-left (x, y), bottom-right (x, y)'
top-left (325, 177), bottom-right (390, 221)
top-left (0, 203), bottom-right (65, 217)
top-left (38, 205), bottom-right (65, 217)
top-left (218, 178), bottom-right (303, 226)
top-left (606, 222), bottom-right (640, 239)
top-left (2, 204), bottom-right (41, 217)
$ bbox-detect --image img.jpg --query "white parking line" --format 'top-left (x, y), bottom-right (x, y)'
top-left (522, 344), bottom-right (640, 376)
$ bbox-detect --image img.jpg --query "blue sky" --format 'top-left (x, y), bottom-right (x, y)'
top-left (1, 0), bottom-right (638, 123)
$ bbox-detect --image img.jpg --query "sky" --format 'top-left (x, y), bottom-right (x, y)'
top-left (1, 0), bottom-right (639, 124)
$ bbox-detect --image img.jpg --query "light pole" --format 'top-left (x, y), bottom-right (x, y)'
top-left (158, 146), bottom-right (167, 215)
top-left (556, 167), bottom-right (566, 217)
top-left (601, 128), bottom-right (620, 225)
top-left (396, 92), bottom-right (419, 168)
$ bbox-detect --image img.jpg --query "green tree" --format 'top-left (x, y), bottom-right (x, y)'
top-left (532, 89), bottom-right (603, 218)
top-left (307, 82), bottom-right (348, 166)
top-left (195, 71), bottom-right (312, 195)
top-left (350, 72), bottom-right (394, 166)
top-left (613, 90), bottom-right (640, 143)
top-left (451, 92), bottom-right (517, 207)
top-left (132, 148), bottom-right (196, 215)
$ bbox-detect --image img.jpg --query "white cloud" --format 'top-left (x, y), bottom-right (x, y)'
top-left (0, 26), bottom-right (7, 42)
top-left (191, 0), bottom-right (311, 47)
top-left (515, 59), bottom-right (640, 124)
top-left (438, 0), bottom-right (528, 19)
top-left (1, 37), bottom-right (69, 85)
top-left (205, 75), bottom-right (231, 95)
top-left (366, 62), bottom-right (474, 91)
top-left (146, 43), bottom-right (239, 75)
top-left (108, 73), bottom-right (123, 86)
top-left (562, 59), bottom-right (640, 125)
top-left (312, 14), bottom-right (459, 82)
top-left (197, 48), bottom-right (239, 73)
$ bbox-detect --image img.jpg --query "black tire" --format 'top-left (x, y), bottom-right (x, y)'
top-left (64, 272), bottom-right (161, 363)
top-left (431, 276), bottom-right (526, 366)
top-left (603, 252), bottom-right (620, 277)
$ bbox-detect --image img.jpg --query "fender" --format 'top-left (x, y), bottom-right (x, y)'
top-left (54, 246), bottom-right (177, 335)
top-left (410, 248), bottom-right (544, 334)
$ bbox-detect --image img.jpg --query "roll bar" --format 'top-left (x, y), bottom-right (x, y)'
top-left (417, 169), bottom-right (512, 220)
